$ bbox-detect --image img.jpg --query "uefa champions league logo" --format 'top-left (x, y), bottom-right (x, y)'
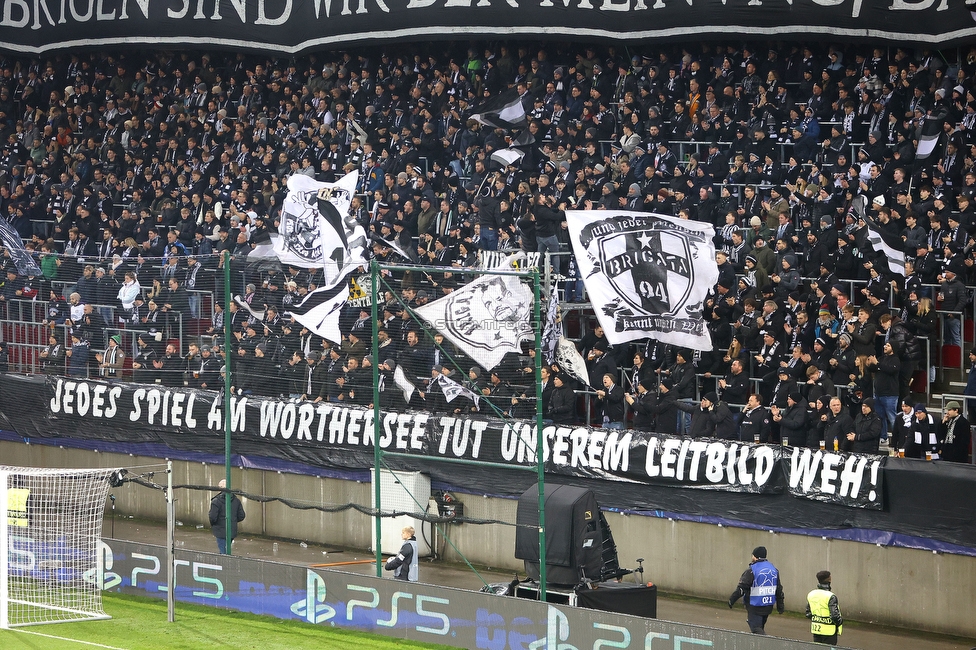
top-left (754, 566), bottom-right (777, 588)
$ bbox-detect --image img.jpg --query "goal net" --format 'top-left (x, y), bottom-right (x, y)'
top-left (1, 466), bottom-right (118, 628)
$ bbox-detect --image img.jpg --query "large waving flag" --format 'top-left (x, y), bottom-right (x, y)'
top-left (471, 88), bottom-right (528, 131)
top-left (271, 172), bottom-right (368, 343)
top-left (274, 172), bottom-right (365, 283)
top-left (566, 210), bottom-right (718, 350)
top-left (414, 272), bottom-right (534, 370)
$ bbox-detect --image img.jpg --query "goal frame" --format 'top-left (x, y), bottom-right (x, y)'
top-left (0, 466), bottom-right (117, 629)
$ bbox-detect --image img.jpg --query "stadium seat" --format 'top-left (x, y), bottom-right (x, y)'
top-left (910, 371), bottom-right (927, 393)
top-left (943, 345), bottom-right (961, 368)
top-left (965, 319), bottom-right (974, 344)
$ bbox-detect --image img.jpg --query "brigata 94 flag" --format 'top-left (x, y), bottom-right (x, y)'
top-left (566, 211), bottom-right (718, 351)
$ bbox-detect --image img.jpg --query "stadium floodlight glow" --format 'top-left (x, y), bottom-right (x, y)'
top-left (1, 466), bottom-right (120, 629)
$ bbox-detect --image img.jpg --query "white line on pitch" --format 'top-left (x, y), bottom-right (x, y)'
top-left (9, 628), bottom-right (128, 650)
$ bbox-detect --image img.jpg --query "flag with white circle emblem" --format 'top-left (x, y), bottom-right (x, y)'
top-left (566, 211), bottom-right (718, 350)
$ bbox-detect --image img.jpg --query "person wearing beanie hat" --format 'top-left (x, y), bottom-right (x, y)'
top-left (937, 400), bottom-right (970, 463)
top-left (625, 376), bottom-right (658, 431)
top-left (805, 570), bottom-right (844, 644)
top-left (867, 337), bottom-right (901, 444)
top-left (771, 390), bottom-right (808, 447)
top-left (851, 396), bottom-right (882, 453)
top-left (908, 403), bottom-right (938, 460)
top-left (96, 333), bottom-right (125, 379)
top-left (939, 264), bottom-right (967, 346)
top-left (675, 390), bottom-right (735, 439)
top-left (595, 372), bottom-right (625, 429)
top-left (771, 252), bottom-right (800, 301)
top-left (770, 365), bottom-right (797, 410)
top-left (891, 399), bottom-right (915, 454)
top-left (729, 545), bottom-right (784, 634)
top-left (549, 373), bottom-right (576, 425)
top-left (375, 359), bottom-right (399, 409)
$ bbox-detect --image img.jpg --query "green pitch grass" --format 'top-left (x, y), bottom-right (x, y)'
top-left (0, 592), bottom-right (453, 649)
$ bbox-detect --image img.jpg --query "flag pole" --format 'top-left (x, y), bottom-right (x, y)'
top-left (371, 260), bottom-right (383, 578)
top-left (222, 250), bottom-right (233, 555)
top-left (532, 268), bottom-right (547, 601)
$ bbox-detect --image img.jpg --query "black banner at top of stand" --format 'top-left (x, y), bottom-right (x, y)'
top-left (0, 0), bottom-right (973, 54)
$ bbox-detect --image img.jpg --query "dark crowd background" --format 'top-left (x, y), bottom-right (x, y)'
top-left (0, 40), bottom-right (974, 463)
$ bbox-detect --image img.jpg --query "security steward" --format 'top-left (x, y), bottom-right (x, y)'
top-left (728, 546), bottom-right (785, 634)
top-left (384, 525), bottom-right (419, 582)
top-left (806, 570), bottom-right (843, 645)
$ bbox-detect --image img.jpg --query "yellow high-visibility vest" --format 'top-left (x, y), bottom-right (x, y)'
top-left (807, 588), bottom-right (842, 636)
top-left (6, 487), bottom-right (29, 527)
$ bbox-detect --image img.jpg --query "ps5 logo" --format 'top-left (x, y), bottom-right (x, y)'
top-left (290, 569), bottom-right (336, 624)
top-left (290, 570), bottom-right (450, 635)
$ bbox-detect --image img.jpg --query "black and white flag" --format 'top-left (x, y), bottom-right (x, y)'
top-left (541, 287), bottom-right (560, 365)
top-left (915, 112), bottom-right (945, 163)
top-left (471, 88), bottom-right (528, 131)
top-left (490, 148), bottom-right (525, 169)
top-left (272, 172), bottom-right (367, 343)
top-left (393, 366), bottom-right (417, 404)
top-left (375, 236), bottom-right (417, 263)
top-left (554, 336), bottom-right (591, 388)
top-left (566, 210), bottom-right (718, 350)
top-left (285, 280), bottom-right (350, 344)
top-left (275, 172), bottom-right (366, 285)
top-left (852, 196), bottom-right (906, 276)
top-left (437, 374), bottom-right (481, 408)
top-left (414, 272), bottom-right (534, 370)
top-left (0, 219), bottom-right (41, 276)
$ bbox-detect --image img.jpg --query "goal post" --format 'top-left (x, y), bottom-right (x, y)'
top-left (0, 466), bottom-right (120, 629)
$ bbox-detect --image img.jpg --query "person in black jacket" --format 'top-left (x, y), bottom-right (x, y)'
top-left (669, 349), bottom-right (697, 432)
top-left (822, 396), bottom-right (855, 451)
top-left (532, 193), bottom-right (565, 276)
top-left (645, 379), bottom-right (679, 434)
top-left (676, 391), bottom-right (735, 439)
top-left (937, 401), bottom-right (971, 463)
top-left (938, 269), bottom-right (968, 346)
top-left (772, 392), bottom-right (808, 447)
top-left (867, 342), bottom-right (901, 443)
top-left (626, 380), bottom-right (658, 431)
top-left (209, 479), bottom-right (245, 554)
top-left (907, 404), bottom-right (938, 459)
top-left (718, 359), bottom-right (750, 408)
top-left (548, 374), bottom-right (576, 425)
top-left (739, 393), bottom-right (772, 443)
top-left (596, 372), bottom-right (625, 428)
top-left (850, 397), bottom-right (882, 453)
top-left (711, 398), bottom-right (738, 440)
top-left (728, 545), bottom-right (785, 635)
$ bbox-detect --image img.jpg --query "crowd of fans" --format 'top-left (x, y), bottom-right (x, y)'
top-left (0, 41), bottom-right (974, 463)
